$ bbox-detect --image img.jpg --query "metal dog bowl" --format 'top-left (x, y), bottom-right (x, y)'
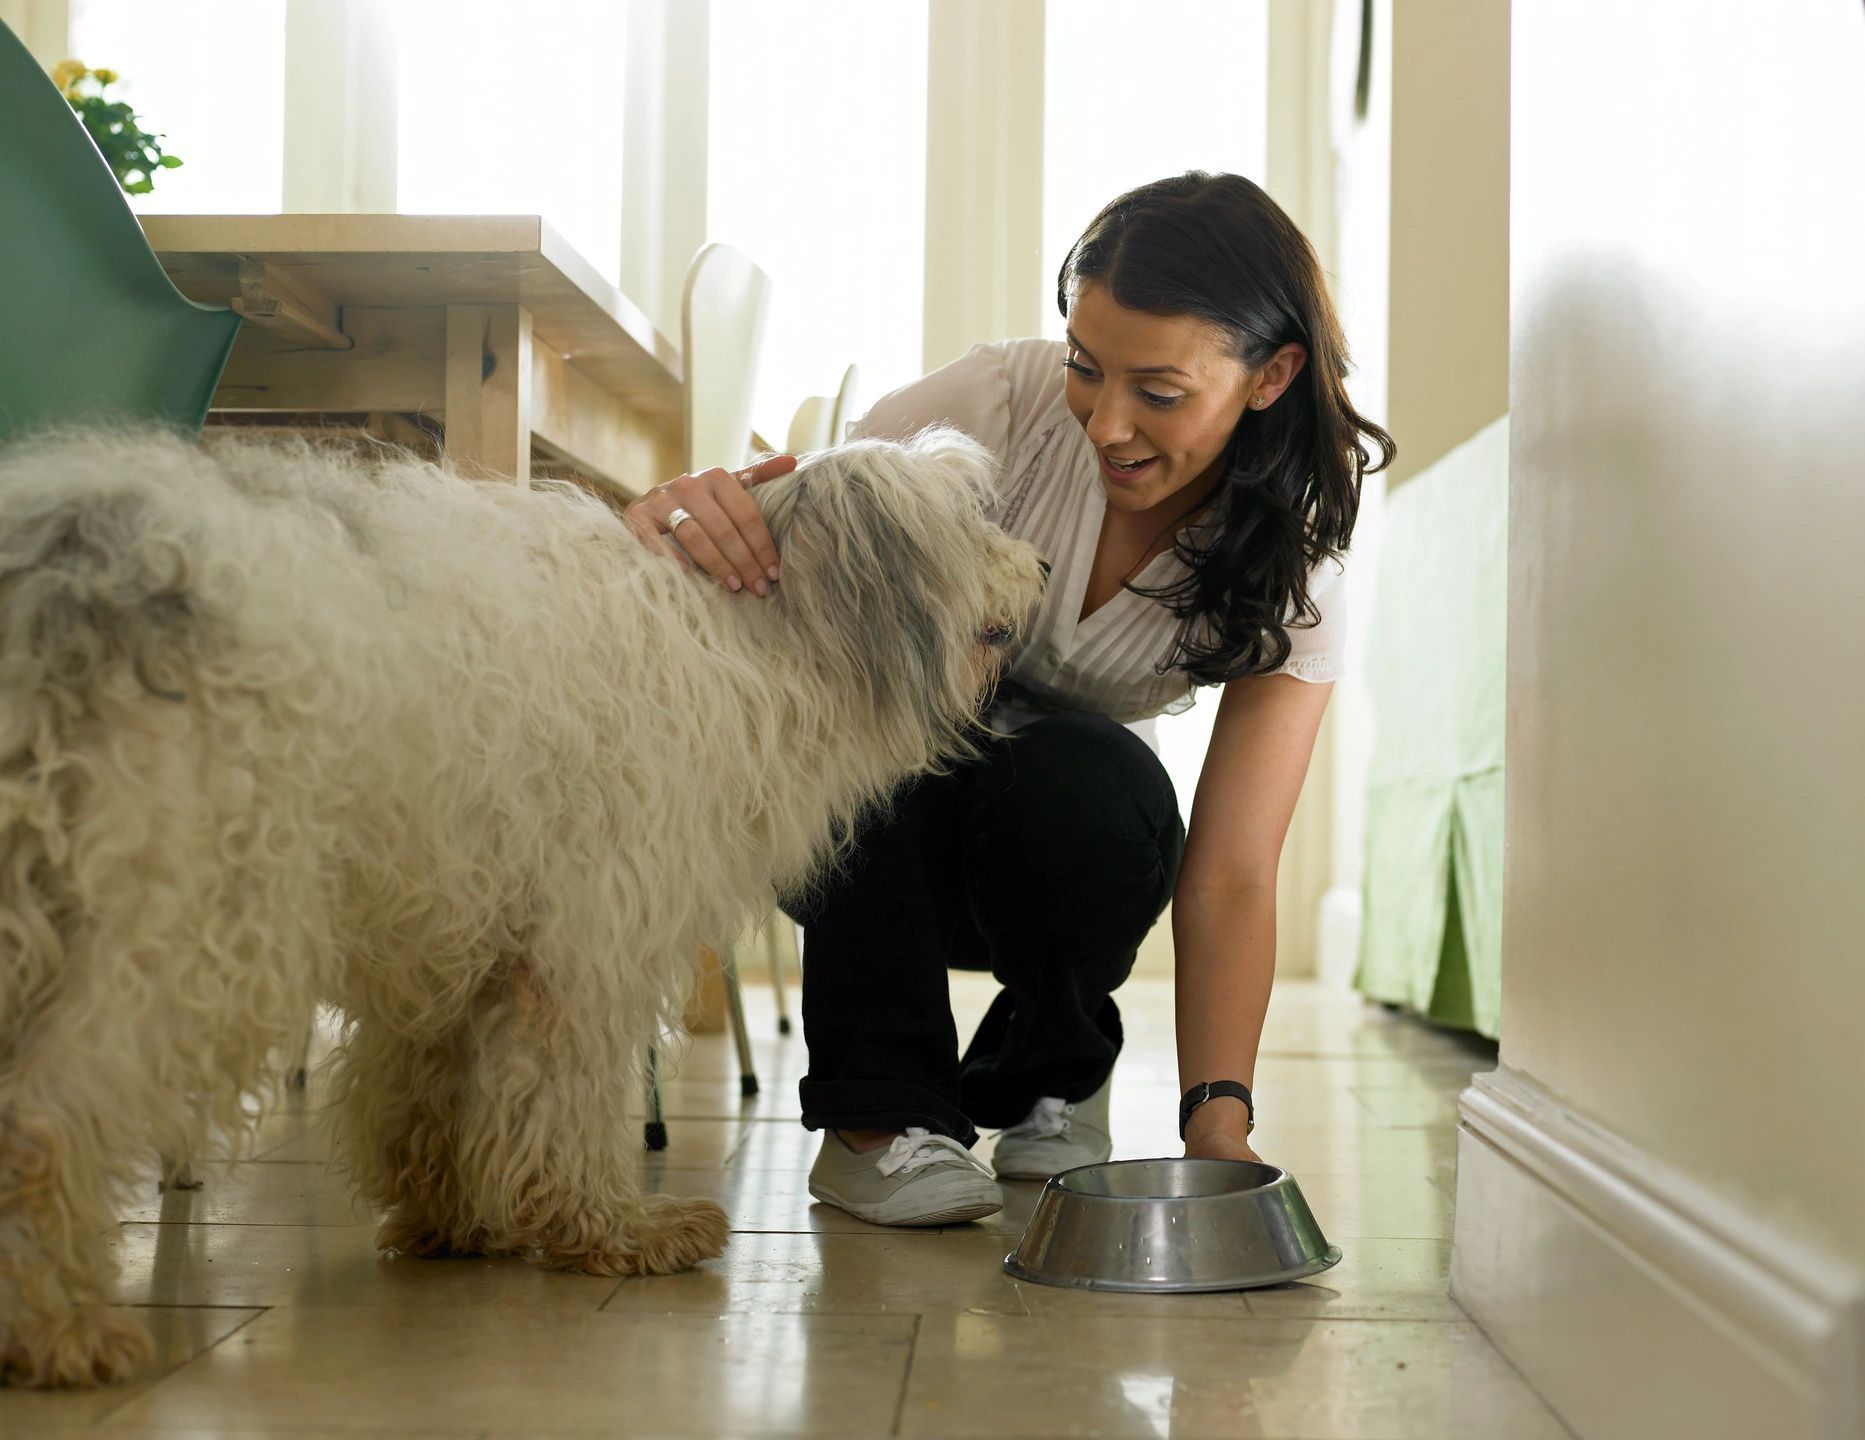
top-left (1004, 1158), bottom-right (1342, 1293)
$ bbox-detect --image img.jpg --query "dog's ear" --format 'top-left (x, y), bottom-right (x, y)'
top-left (755, 441), bottom-right (979, 761)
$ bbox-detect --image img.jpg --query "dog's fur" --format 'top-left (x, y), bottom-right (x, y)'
top-left (0, 425), bottom-right (1044, 1388)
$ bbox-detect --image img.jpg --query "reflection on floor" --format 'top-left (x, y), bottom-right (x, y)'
top-left (3, 974), bottom-right (1576, 1438)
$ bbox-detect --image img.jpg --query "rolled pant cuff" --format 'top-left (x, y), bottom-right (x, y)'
top-left (799, 1078), bottom-right (979, 1148)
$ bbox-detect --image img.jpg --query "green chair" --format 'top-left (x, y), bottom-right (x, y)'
top-left (0, 19), bottom-right (241, 444)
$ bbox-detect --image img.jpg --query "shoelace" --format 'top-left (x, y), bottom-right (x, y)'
top-left (997, 1096), bottom-right (1074, 1142)
top-left (873, 1126), bottom-right (994, 1178)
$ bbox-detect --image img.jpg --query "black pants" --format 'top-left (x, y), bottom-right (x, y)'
top-left (785, 711), bottom-right (1186, 1148)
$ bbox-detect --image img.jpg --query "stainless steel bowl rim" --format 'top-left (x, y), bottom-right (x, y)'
top-left (1050, 1156), bottom-right (1294, 1200)
top-left (1003, 1243), bottom-right (1342, 1294)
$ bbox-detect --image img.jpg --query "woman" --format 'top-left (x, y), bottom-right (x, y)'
top-left (623, 172), bottom-right (1393, 1226)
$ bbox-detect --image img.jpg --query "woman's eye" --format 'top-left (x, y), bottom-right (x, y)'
top-left (1063, 358), bottom-right (1099, 380)
top-left (1140, 390), bottom-right (1183, 409)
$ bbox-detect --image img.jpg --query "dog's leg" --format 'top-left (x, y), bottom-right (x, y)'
top-left (326, 1018), bottom-right (480, 1261)
top-left (0, 1085), bottom-right (154, 1388)
top-left (437, 957), bottom-right (727, 1277)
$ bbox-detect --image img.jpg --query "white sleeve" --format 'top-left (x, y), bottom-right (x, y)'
top-left (1275, 552), bottom-right (1349, 683)
top-left (847, 341), bottom-right (1015, 461)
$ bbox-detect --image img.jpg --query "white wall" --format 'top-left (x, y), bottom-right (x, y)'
top-left (1384, 0), bottom-right (1508, 488)
top-left (284, 0), bottom-right (392, 215)
top-left (920, 0), bottom-right (1046, 374)
top-left (618, 0), bottom-right (711, 343)
top-left (0, 0), bottom-right (66, 64)
top-left (1454, 3), bottom-right (1865, 1434)
top-left (1312, 0), bottom-right (1391, 988)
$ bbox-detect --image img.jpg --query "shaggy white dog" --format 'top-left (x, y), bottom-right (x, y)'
top-left (0, 425), bottom-right (1044, 1388)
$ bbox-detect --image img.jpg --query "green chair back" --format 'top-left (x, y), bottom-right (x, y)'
top-left (0, 20), bottom-right (241, 444)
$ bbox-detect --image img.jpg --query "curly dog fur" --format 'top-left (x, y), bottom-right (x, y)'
top-left (0, 425), bottom-right (1044, 1387)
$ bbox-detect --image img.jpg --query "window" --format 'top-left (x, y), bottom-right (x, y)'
top-left (1041, 2), bottom-right (1271, 802)
top-left (395, 1), bottom-right (628, 285)
top-left (708, 0), bottom-right (929, 446)
top-left (66, 0), bottom-right (287, 214)
top-left (1041, 1), bottom-right (1269, 341)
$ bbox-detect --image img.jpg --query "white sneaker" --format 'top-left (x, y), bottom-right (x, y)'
top-left (991, 1077), bottom-right (1114, 1181)
top-left (808, 1127), bottom-right (1003, 1226)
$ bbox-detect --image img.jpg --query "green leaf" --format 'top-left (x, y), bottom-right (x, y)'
top-left (158, 154), bottom-right (183, 168)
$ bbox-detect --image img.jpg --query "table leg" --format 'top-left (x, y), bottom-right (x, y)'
top-left (445, 303), bottom-right (533, 483)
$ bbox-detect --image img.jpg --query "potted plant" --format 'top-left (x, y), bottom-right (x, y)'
top-left (51, 59), bottom-right (182, 195)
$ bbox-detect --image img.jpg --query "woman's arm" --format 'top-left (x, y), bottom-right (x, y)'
top-left (1172, 672), bottom-right (1334, 1161)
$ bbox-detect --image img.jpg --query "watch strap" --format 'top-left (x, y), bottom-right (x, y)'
top-left (1179, 1080), bottom-right (1256, 1139)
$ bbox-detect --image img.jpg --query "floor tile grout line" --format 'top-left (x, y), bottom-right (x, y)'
top-left (890, 1312), bottom-right (922, 1437)
top-left (88, 1303), bottom-right (271, 1427)
top-left (120, 1302), bottom-right (268, 1311)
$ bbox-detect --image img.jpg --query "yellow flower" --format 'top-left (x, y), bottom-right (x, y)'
top-left (51, 58), bottom-right (87, 93)
top-left (93, 67), bottom-right (119, 85)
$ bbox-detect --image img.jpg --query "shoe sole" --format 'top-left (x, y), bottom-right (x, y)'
top-left (807, 1182), bottom-right (1002, 1227)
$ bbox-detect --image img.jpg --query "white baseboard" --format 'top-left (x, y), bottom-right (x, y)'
top-left (1313, 884), bottom-right (1362, 991)
top-left (1452, 1067), bottom-right (1863, 1440)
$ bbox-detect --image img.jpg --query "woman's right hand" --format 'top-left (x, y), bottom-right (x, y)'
top-left (1182, 1100), bottom-right (1263, 1165)
top-left (1185, 1133), bottom-right (1265, 1166)
top-left (623, 453), bottom-right (798, 595)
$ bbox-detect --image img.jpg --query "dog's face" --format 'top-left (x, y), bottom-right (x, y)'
top-left (755, 429), bottom-right (1047, 761)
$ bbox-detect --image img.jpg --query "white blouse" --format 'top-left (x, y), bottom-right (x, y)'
top-left (850, 337), bottom-right (1347, 727)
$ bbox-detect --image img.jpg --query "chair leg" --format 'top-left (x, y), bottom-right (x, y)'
top-left (721, 950), bottom-right (759, 1098)
top-left (286, 1020), bottom-right (315, 1090)
top-left (766, 910), bottom-right (795, 1037)
top-left (644, 1043), bottom-right (667, 1152)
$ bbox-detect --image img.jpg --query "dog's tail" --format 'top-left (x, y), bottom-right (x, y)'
top-left (0, 427), bottom-right (221, 1047)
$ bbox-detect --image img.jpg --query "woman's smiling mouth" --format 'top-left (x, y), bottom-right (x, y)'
top-left (1099, 452), bottom-right (1160, 483)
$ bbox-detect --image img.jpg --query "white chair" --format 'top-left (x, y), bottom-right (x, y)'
top-left (784, 394), bottom-right (833, 454)
top-left (681, 242), bottom-right (772, 473)
top-left (784, 363), bottom-right (861, 455)
top-left (830, 362), bottom-right (861, 445)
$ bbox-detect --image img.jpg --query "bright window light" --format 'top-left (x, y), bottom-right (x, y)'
top-left (707, 0), bottom-right (929, 448)
top-left (1042, 1), bottom-right (1269, 339)
top-left (66, 0), bottom-right (286, 214)
top-left (395, 1), bottom-right (627, 285)
top-left (1041, 2), bottom-right (1270, 801)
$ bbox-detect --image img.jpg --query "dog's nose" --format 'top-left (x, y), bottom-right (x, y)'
top-left (980, 621), bottom-right (1015, 648)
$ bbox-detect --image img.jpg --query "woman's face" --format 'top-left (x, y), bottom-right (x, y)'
top-left (1062, 283), bottom-right (1269, 522)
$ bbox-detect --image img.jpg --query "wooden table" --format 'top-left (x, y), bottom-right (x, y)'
top-left (144, 214), bottom-right (684, 494)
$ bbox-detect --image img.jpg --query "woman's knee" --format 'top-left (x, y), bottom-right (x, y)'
top-left (965, 714), bottom-right (1184, 929)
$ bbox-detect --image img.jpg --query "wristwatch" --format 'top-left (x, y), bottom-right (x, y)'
top-left (1179, 1080), bottom-right (1255, 1139)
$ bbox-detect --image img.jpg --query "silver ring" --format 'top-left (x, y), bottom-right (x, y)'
top-left (665, 506), bottom-right (695, 533)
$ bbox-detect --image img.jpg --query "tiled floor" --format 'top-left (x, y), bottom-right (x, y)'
top-left (3, 974), bottom-right (1575, 1438)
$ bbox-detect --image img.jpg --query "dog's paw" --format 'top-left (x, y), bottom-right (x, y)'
top-left (534, 1195), bottom-right (730, 1278)
top-left (629, 1195), bottom-right (730, 1276)
top-left (1, 1307), bottom-right (154, 1389)
top-left (376, 1210), bottom-right (479, 1260)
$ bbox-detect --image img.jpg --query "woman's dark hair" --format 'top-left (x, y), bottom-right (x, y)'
top-left (1058, 170), bottom-right (1394, 685)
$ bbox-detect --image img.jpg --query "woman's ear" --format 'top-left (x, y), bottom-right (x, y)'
top-left (1250, 342), bottom-right (1308, 410)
